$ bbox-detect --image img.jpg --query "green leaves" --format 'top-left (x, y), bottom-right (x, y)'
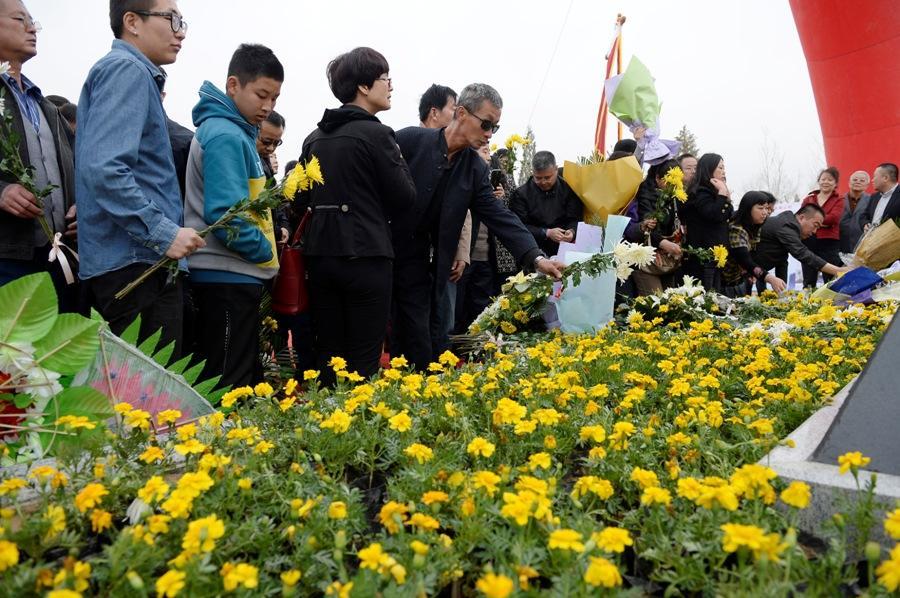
top-left (33, 313), bottom-right (101, 374)
top-left (0, 272), bottom-right (58, 343)
top-left (40, 385), bottom-right (114, 452)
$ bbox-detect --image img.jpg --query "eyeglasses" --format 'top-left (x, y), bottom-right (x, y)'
top-left (259, 137), bottom-right (283, 149)
top-left (1, 14), bottom-right (41, 32)
top-left (375, 76), bottom-right (392, 86)
top-left (463, 106), bottom-right (500, 134)
top-left (132, 10), bottom-right (188, 33)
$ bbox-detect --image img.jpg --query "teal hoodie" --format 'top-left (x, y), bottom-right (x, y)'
top-left (184, 81), bottom-right (278, 284)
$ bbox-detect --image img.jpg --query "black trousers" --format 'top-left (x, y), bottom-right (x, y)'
top-left (86, 263), bottom-right (183, 356)
top-left (391, 257), bottom-right (433, 371)
top-left (0, 244), bottom-right (83, 314)
top-left (802, 237), bottom-right (840, 288)
top-left (454, 260), bottom-right (495, 334)
top-left (308, 256), bottom-right (392, 383)
top-left (190, 282), bottom-right (263, 389)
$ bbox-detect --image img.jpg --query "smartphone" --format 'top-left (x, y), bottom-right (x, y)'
top-left (490, 169), bottom-right (503, 188)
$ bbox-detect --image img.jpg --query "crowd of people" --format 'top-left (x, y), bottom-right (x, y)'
top-left (2, 0), bottom-right (898, 388)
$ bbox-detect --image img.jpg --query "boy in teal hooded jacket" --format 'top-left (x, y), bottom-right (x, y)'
top-left (184, 44), bottom-right (284, 388)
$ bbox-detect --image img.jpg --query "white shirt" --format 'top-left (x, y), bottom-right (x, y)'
top-left (872, 183), bottom-right (898, 226)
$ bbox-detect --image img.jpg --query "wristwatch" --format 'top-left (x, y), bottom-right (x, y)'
top-left (534, 255), bottom-right (547, 267)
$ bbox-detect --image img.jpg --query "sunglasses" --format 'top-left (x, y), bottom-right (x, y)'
top-left (463, 107), bottom-right (500, 134)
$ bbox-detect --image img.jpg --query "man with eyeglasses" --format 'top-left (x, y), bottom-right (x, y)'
top-left (390, 82), bottom-right (564, 370)
top-left (0, 0), bottom-right (79, 310)
top-left (75, 0), bottom-right (203, 355)
top-left (255, 110), bottom-right (290, 243)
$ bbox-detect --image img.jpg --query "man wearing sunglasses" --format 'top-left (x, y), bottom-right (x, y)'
top-left (75, 0), bottom-right (202, 355)
top-left (0, 0), bottom-right (78, 310)
top-left (390, 82), bottom-right (564, 370)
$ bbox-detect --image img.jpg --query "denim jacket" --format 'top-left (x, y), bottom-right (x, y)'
top-left (75, 40), bottom-right (184, 279)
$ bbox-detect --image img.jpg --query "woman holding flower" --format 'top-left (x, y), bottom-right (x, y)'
top-left (723, 191), bottom-right (786, 296)
top-left (298, 47), bottom-right (416, 382)
top-left (682, 153), bottom-right (734, 292)
top-left (632, 159), bottom-right (685, 295)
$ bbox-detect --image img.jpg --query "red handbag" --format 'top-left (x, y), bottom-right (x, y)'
top-left (271, 210), bottom-right (311, 316)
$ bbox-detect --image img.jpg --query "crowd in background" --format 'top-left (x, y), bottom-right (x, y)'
top-left (2, 0), bottom-right (898, 388)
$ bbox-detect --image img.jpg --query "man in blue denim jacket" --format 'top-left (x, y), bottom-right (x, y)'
top-left (75, 0), bottom-right (203, 353)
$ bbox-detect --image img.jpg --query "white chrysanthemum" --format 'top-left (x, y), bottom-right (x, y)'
top-left (615, 262), bottom-right (634, 282)
top-left (627, 243), bottom-right (656, 268)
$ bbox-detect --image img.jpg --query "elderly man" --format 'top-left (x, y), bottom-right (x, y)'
top-left (839, 170), bottom-right (871, 253)
top-left (0, 0), bottom-right (78, 308)
top-left (860, 163), bottom-right (900, 231)
top-left (391, 83), bottom-right (564, 369)
top-left (756, 204), bottom-right (847, 284)
top-left (510, 150), bottom-right (583, 257)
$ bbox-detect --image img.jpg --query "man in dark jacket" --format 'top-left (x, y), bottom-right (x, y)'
top-left (859, 163), bottom-right (900, 231)
top-left (755, 205), bottom-right (847, 283)
top-left (0, 0), bottom-right (78, 310)
top-left (839, 170), bottom-right (871, 254)
top-left (510, 150), bottom-right (582, 256)
top-left (391, 83), bottom-right (564, 370)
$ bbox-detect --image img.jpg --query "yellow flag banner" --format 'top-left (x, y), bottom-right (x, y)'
top-left (562, 156), bottom-right (643, 225)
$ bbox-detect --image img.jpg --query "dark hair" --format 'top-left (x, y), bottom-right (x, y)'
top-left (326, 47), bottom-right (389, 104)
top-left (797, 203), bottom-right (826, 219)
top-left (613, 139), bottom-right (637, 154)
top-left (109, 0), bottom-right (154, 38)
top-left (689, 153), bottom-right (724, 194)
top-left (532, 151), bottom-right (556, 171)
top-left (283, 160), bottom-right (298, 177)
top-left (637, 159), bottom-right (678, 198)
top-left (817, 166), bottom-right (840, 186)
top-left (228, 44), bottom-right (284, 85)
top-left (608, 150), bottom-right (632, 161)
top-left (45, 95), bottom-right (70, 108)
top-left (418, 84), bottom-right (457, 123)
top-left (733, 191), bottom-right (771, 234)
top-left (677, 153), bottom-right (696, 163)
top-left (59, 103), bottom-right (78, 127)
top-left (877, 162), bottom-right (899, 182)
top-left (265, 110), bottom-right (285, 129)
top-left (760, 191), bottom-right (777, 204)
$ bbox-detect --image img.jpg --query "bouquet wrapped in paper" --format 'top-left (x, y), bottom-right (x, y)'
top-left (849, 218), bottom-right (900, 270)
top-left (562, 157), bottom-right (642, 224)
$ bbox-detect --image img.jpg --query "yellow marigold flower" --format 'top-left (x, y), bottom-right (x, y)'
top-left (28, 465), bottom-right (57, 483)
top-left (155, 569), bottom-right (186, 598)
top-left (328, 501), bottom-right (348, 519)
top-left (182, 515), bottom-right (225, 554)
top-left (548, 528), bottom-right (584, 552)
top-left (174, 438), bottom-right (207, 456)
top-left (221, 562), bottom-right (259, 592)
top-left (320, 409), bottom-right (353, 434)
top-left (253, 440), bottom-right (274, 454)
top-left (422, 490), bottom-right (449, 506)
top-left (379, 501), bottom-right (409, 534)
top-left (48, 590), bottom-right (83, 598)
top-left (677, 477), bottom-right (704, 500)
top-left (499, 321), bottom-right (517, 334)
top-left (328, 356), bottom-right (347, 371)
top-left (238, 478), bottom-right (252, 491)
top-left (579, 425), bottom-right (606, 444)
top-left (472, 471), bottom-right (502, 496)
top-left (281, 569), bottom-right (301, 587)
top-left (138, 476), bottom-right (170, 504)
top-left (54, 415), bottom-right (96, 430)
top-left (720, 522), bottom-right (767, 553)
top-left (467, 437), bottom-right (496, 458)
top-left (253, 382), bottom-right (274, 397)
top-left (113, 402), bottom-right (133, 414)
top-left (476, 572), bottom-right (514, 598)
top-left (838, 451), bottom-right (871, 475)
top-left (527, 452), bottom-right (551, 471)
top-left (492, 398), bottom-right (527, 425)
top-left (501, 492), bottom-right (533, 526)
top-left (325, 580), bottom-right (354, 598)
top-left (641, 487), bottom-right (672, 507)
top-left (0, 539), bottom-right (19, 572)
top-left (291, 497), bottom-right (317, 518)
top-left (876, 545), bottom-right (900, 592)
top-left (593, 527), bottom-right (633, 553)
top-left (438, 350), bottom-right (459, 367)
top-left (279, 396), bottom-right (296, 412)
top-left (712, 245), bottom-right (729, 268)
top-left (123, 408), bottom-right (151, 430)
top-left (885, 507), bottom-right (900, 540)
top-left (410, 540), bottom-right (430, 555)
top-left (44, 504), bottom-right (66, 538)
top-left (408, 512), bottom-right (440, 531)
top-left (780, 481), bottom-right (811, 509)
top-left (571, 476), bottom-right (614, 500)
top-left (74, 483), bottom-right (108, 513)
top-left (696, 484), bottom-right (739, 511)
top-left (730, 464), bottom-right (777, 504)
top-left (303, 369), bottom-right (320, 381)
top-left (404, 443), bottom-right (433, 464)
top-left (584, 556), bottom-right (622, 588)
top-left (388, 410), bottom-right (412, 432)
top-left (148, 514), bottom-right (171, 534)
top-left (389, 355), bottom-right (408, 369)
top-left (157, 410), bottom-right (182, 426)
top-left (630, 467), bottom-right (660, 489)
top-left (358, 542), bottom-right (390, 570)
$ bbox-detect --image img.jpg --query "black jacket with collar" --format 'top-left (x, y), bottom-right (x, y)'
top-left (859, 186), bottom-right (900, 229)
top-left (755, 210), bottom-right (826, 272)
top-left (392, 126), bottom-right (542, 298)
top-left (0, 77), bottom-right (76, 260)
top-left (682, 183), bottom-right (734, 249)
top-left (509, 176), bottom-right (582, 256)
top-left (297, 105), bottom-right (416, 258)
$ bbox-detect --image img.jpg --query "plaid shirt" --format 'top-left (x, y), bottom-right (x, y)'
top-left (723, 224), bottom-right (759, 285)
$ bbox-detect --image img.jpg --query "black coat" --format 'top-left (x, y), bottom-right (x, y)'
top-left (392, 126), bottom-right (542, 300)
top-left (166, 117), bottom-right (193, 201)
top-left (509, 176), bottom-right (582, 256)
top-left (298, 105), bottom-right (416, 258)
top-left (0, 77), bottom-right (76, 260)
top-left (681, 184), bottom-right (733, 249)
top-left (635, 180), bottom-right (679, 247)
top-left (859, 186), bottom-right (900, 229)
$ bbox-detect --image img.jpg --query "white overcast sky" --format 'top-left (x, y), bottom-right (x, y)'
top-left (24, 0), bottom-right (825, 199)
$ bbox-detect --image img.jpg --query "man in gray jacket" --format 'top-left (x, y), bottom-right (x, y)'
top-left (839, 170), bottom-right (871, 254)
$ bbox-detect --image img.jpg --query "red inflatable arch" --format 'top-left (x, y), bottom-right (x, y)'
top-left (789, 0), bottom-right (900, 189)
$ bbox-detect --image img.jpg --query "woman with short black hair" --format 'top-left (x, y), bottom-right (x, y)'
top-left (298, 47), bottom-right (416, 383)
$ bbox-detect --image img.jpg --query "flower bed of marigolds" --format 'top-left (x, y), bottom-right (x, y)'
top-left (2, 292), bottom-right (900, 597)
